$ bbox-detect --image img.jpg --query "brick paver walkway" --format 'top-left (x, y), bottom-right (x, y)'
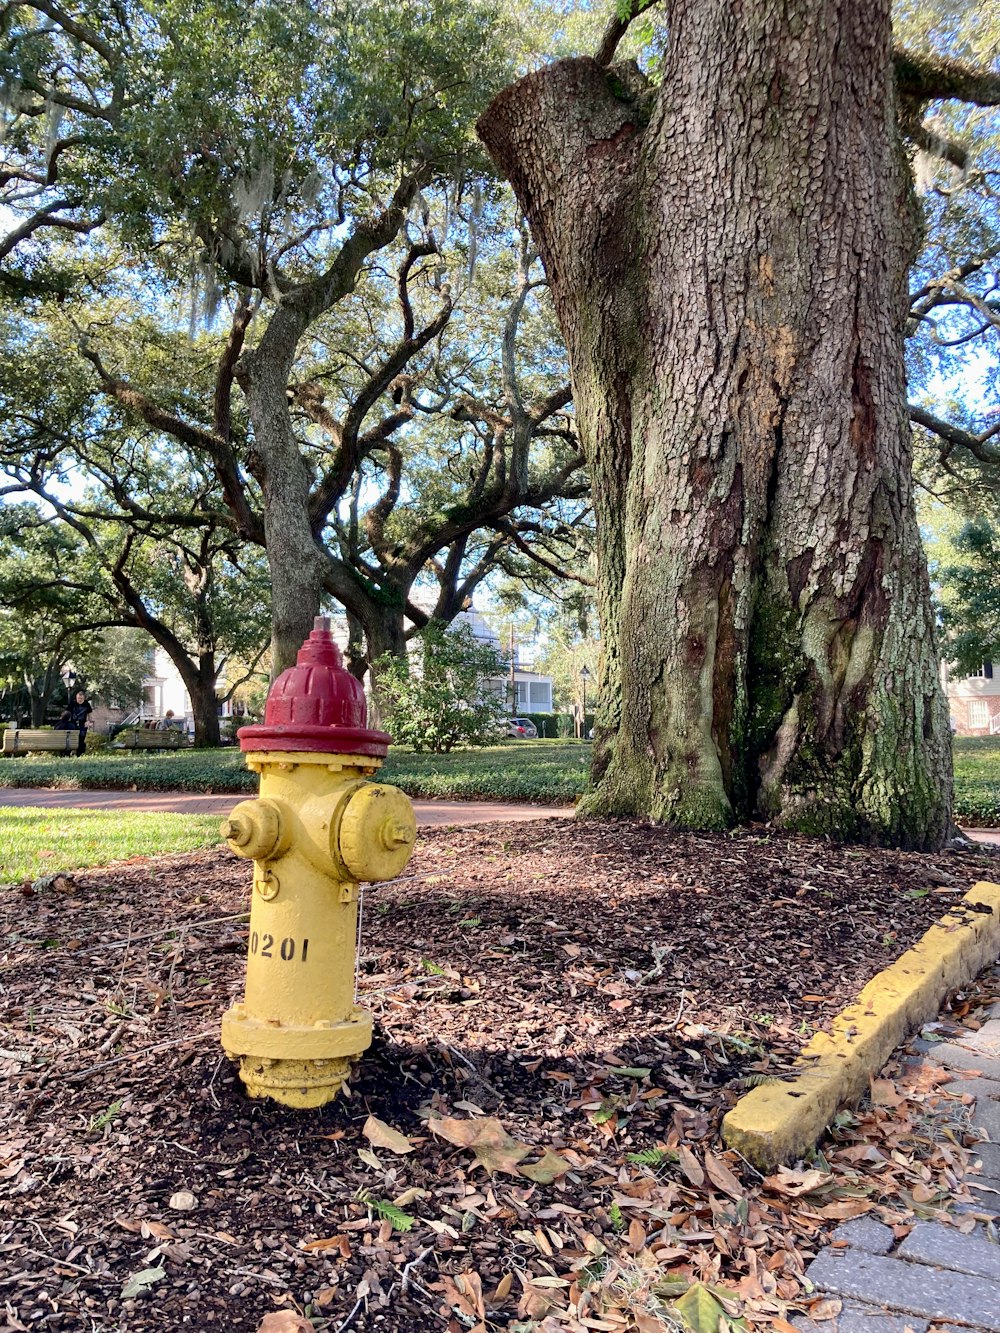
top-left (0, 785), bottom-right (568, 826)
top-left (796, 969), bottom-right (1000, 1332)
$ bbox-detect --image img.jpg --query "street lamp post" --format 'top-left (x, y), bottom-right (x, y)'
top-left (65, 669), bottom-right (77, 705)
top-left (580, 665), bottom-right (591, 739)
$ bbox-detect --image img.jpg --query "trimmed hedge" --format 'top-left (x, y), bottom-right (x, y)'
top-left (0, 741), bottom-right (591, 805)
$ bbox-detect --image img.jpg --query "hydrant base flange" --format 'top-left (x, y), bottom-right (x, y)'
top-left (221, 1007), bottom-right (372, 1062)
top-left (237, 1055), bottom-right (353, 1109)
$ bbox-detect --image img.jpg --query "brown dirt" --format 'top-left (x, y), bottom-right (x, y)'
top-left (2, 818), bottom-right (998, 1332)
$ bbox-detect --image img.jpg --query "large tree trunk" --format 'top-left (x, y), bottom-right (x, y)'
top-left (240, 308), bottom-right (328, 677)
top-left (479, 0), bottom-right (952, 848)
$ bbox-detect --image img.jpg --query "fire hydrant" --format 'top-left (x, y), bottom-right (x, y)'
top-left (219, 616), bottom-right (416, 1108)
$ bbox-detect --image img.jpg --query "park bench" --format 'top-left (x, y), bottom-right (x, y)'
top-left (2, 728), bottom-right (79, 756)
top-left (115, 727), bottom-right (188, 750)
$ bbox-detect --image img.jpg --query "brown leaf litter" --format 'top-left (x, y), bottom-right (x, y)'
top-left (1, 819), bottom-right (997, 1331)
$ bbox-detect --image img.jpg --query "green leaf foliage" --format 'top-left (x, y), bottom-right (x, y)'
top-left (375, 622), bottom-right (510, 753)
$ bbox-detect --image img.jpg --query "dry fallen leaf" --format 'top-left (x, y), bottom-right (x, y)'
top-left (431, 1115), bottom-right (570, 1180)
top-left (870, 1078), bottom-right (904, 1107)
top-left (703, 1150), bottom-right (743, 1199)
top-left (763, 1165), bottom-right (832, 1197)
top-left (492, 1271), bottom-right (513, 1302)
top-left (256, 1315), bottom-right (314, 1333)
top-left (807, 1296), bottom-right (843, 1321)
top-left (140, 1220), bottom-right (175, 1241)
top-left (520, 1148), bottom-right (572, 1183)
top-left (432, 1116), bottom-right (531, 1175)
top-left (363, 1114), bottom-right (414, 1154)
top-left (815, 1200), bottom-right (874, 1220)
top-left (677, 1144), bottom-right (705, 1187)
top-left (167, 1190), bottom-right (197, 1211)
top-left (299, 1234), bottom-right (351, 1257)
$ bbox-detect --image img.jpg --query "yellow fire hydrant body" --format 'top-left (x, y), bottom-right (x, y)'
top-left (220, 618), bottom-right (415, 1108)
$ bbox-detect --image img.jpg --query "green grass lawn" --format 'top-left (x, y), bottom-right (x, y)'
top-left (0, 736), bottom-right (996, 824)
top-left (0, 808), bottom-right (223, 884)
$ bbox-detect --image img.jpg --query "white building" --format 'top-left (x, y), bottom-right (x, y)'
top-left (452, 608), bottom-right (553, 714)
top-left (140, 647), bottom-right (195, 727)
top-left (325, 603), bottom-right (554, 715)
top-left (942, 660), bottom-right (1000, 736)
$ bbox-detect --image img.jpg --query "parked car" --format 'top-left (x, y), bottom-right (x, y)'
top-left (506, 717), bottom-right (538, 739)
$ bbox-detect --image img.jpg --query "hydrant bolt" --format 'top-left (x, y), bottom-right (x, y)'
top-left (384, 820), bottom-right (414, 849)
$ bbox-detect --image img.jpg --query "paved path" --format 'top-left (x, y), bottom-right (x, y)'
top-left (795, 969), bottom-right (1000, 1332)
top-left (963, 828), bottom-right (1000, 847)
top-left (3, 784), bottom-right (995, 843)
top-left (0, 785), bottom-right (569, 826)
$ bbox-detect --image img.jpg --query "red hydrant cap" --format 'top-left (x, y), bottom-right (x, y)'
top-left (238, 617), bottom-right (392, 757)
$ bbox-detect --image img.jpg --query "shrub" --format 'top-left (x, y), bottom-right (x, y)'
top-left (375, 623), bottom-right (509, 754)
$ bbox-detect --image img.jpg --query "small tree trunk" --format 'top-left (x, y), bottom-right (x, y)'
top-left (188, 673), bottom-right (222, 748)
top-left (363, 606), bottom-right (409, 728)
top-left (479, 0), bottom-right (952, 849)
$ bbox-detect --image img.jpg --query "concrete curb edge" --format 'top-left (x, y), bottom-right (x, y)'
top-left (721, 880), bottom-right (1000, 1171)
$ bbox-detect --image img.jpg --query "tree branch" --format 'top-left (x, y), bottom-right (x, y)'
top-left (0, 197), bottom-right (103, 263)
top-left (594, 0), bottom-right (662, 67)
top-left (909, 403), bottom-right (1000, 464)
top-left (894, 47), bottom-right (1000, 107)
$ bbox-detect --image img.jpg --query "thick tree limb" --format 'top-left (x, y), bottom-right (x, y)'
top-left (494, 518), bottom-right (595, 585)
top-left (23, 0), bottom-right (116, 62)
top-left (911, 119), bottom-right (968, 171)
top-left (894, 47), bottom-right (1000, 106)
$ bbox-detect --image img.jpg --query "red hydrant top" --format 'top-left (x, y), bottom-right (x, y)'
top-left (238, 617), bottom-right (392, 757)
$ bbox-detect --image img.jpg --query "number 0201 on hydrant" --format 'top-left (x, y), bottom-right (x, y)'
top-left (219, 616), bottom-right (416, 1108)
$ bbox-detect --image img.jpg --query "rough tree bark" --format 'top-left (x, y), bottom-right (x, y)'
top-left (479, 0), bottom-right (953, 848)
top-left (239, 306), bottom-right (331, 679)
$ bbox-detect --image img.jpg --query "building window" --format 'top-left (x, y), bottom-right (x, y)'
top-left (968, 662), bottom-right (995, 679)
top-left (529, 681), bottom-right (551, 710)
top-left (969, 699), bottom-right (989, 729)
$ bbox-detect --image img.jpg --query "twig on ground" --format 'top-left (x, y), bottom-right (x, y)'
top-left (438, 1041), bottom-right (504, 1101)
top-left (332, 1294), bottom-right (366, 1332)
top-left (22, 1246), bottom-right (101, 1278)
top-left (98, 1021), bottom-right (125, 1055)
top-left (400, 1245), bottom-right (434, 1295)
top-left (206, 1051), bottom-right (226, 1108)
top-left (65, 1029), bottom-right (217, 1083)
top-left (102, 913), bottom-right (249, 950)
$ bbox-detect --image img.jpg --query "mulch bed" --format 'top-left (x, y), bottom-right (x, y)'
top-left (2, 818), bottom-right (999, 1332)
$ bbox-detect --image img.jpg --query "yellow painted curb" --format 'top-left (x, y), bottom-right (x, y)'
top-left (722, 881), bottom-right (1000, 1171)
